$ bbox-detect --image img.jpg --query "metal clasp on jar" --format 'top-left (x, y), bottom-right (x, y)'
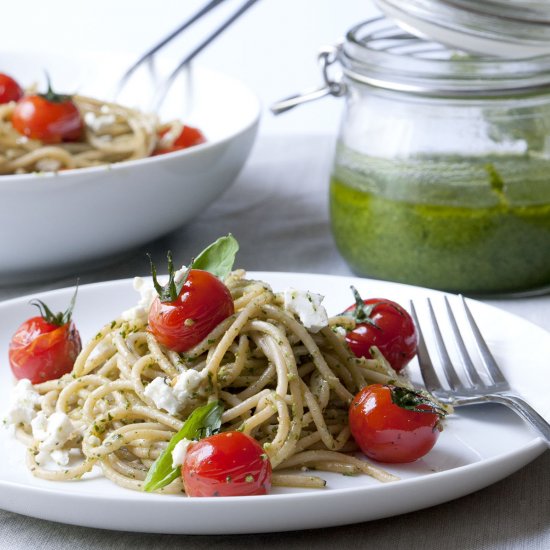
top-left (271, 45), bottom-right (346, 115)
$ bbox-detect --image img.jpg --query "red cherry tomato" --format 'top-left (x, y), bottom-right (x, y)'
top-left (148, 269), bottom-right (234, 353)
top-left (9, 316), bottom-right (82, 384)
top-left (154, 125), bottom-right (206, 155)
top-left (349, 384), bottom-right (445, 463)
top-left (0, 73), bottom-right (23, 104)
top-left (12, 83), bottom-right (83, 144)
top-left (182, 431), bottom-right (272, 497)
top-left (345, 294), bottom-right (417, 372)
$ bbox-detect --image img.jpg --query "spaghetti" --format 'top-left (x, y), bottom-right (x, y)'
top-left (0, 95), bottom-right (190, 175)
top-left (9, 270), bottom-right (410, 493)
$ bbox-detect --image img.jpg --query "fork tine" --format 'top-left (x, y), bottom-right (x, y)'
top-left (426, 298), bottom-right (463, 391)
top-left (152, 0), bottom-right (261, 110)
top-left (461, 296), bottom-right (508, 386)
top-left (116, 0), bottom-right (227, 97)
top-left (409, 301), bottom-right (442, 393)
top-left (413, 298), bottom-right (550, 445)
top-left (444, 296), bottom-right (484, 387)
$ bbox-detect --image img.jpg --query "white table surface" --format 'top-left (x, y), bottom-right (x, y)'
top-left (1, 1), bottom-right (549, 548)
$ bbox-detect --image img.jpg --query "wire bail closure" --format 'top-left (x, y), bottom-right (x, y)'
top-left (271, 45), bottom-right (346, 115)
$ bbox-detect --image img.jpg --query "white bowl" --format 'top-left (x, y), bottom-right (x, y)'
top-left (0, 53), bottom-right (260, 283)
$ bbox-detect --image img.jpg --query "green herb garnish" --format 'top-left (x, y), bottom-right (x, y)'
top-left (191, 234), bottom-right (239, 280)
top-left (143, 401), bottom-right (224, 492)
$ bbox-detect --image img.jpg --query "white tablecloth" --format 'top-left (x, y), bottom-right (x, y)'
top-left (0, 134), bottom-right (548, 549)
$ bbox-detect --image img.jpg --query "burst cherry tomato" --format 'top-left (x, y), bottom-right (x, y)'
top-left (11, 79), bottom-right (83, 143)
top-left (349, 384), bottom-right (446, 463)
top-left (182, 431), bottom-right (272, 497)
top-left (9, 291), bottom-right (82, 384)
top-left (154, 125), bottom-right (206, 155)
top-left (344, 287), bottom-right (417, 372)
top-left (0, 73), bottom-right (23, 104)
top-left (147, 254), bottom-right (234, 353)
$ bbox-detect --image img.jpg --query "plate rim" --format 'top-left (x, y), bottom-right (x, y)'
top-left (0, 271), bottom-right (547, 533)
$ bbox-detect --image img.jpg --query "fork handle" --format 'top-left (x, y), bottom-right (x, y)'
top-left (454, 393), bottom-right (550, 447)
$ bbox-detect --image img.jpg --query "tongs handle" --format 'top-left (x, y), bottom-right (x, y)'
top-left (117, 0), bottom-right (225, 93)
top-left (116, 0), bottom-right (261, 109)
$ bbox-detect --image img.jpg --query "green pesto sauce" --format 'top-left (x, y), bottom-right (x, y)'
top-left (330, 151), bottom-right (550, 294)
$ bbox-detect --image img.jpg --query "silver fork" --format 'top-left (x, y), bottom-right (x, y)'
top-left (410, 296), bottom-right (550, 446)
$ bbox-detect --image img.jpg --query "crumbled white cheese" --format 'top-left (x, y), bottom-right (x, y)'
top-left (144, 370), bottom-right (206, 415)
top-left (50, 449), bottom-right (70, 466)
top-left (332, 326), bottom-right (347, 337)
top-left (283, 288), bottom-right (329, 333)
top-left (84, 112), bottom-right (116, 132)
top-left (31, 411), bottom-right (77, 465)
top-left (121, 276), bottom-right (157, 322)
top-left (173, 369), bottom-right (205, 402)
top-left (35, 158), bottom-right (61, 172)
top-left (144, 377), bottom-right (182, 415)
top-left (4, 379), bottom-right (41, 426)
top-left (171, 438), bottom-right (192, 468)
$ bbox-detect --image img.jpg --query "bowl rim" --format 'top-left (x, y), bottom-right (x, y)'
top-left (0, 62), bottom-right (261, 186)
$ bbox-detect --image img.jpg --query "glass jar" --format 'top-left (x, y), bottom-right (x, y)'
top-left (375, 0), bottom-right (550, 58)
top-left (328, 17), bottom-right (550, 295)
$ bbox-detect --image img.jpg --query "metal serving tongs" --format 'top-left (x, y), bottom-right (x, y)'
top-left (115, 0), bottom-right (261, 111)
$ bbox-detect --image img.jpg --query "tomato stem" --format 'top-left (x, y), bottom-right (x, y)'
top-left (343, 286), bottom-right (408, 330)
top-left (30, 281), bottom-right (79, 326)
top-left (389, 385), bottom-right (447, 418)
top-left (341, 286), bottom-right (380, 328)
top-left (39, 72), bottom-right (72, 104)
top-left (148, 251), bottom-right (190, 302)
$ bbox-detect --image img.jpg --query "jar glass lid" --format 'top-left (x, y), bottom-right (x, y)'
top-left (375, 0), bottom-right (550, 58)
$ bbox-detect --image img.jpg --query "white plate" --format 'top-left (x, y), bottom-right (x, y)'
top-left (0, 272), bottom-right (547, 534)
top-left (0, 52), bottom-right (260, 282)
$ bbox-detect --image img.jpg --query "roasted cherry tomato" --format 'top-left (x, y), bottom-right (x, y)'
top-left (9, 291), bottom-right (82, 384)
top-left (349, 384), bottom-right (446, 463)
top-left (182, 431), bottom-right (272, 497)
top-left (344, 287), bottom-right (417, 372)
top-left (0, 73), bottom-right (23, 104)
top-left (12, 79), bottom-right (83, 143)
top-left (154, 124), bottom-right (206, 155)
top-left (147, 253), bottom-right (234, 353)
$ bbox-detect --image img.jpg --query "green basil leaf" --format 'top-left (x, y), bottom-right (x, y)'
top-left (143, 400), bottom-right (224, 492)
top-left (191, 234), bottom-right (239, 280)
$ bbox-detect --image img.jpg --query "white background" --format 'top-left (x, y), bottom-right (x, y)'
top-left (0, 5), bottom-right (549, 548)
top-left (2, 0), bottom-right (549, 326)
top-left (1, 0), bottom-right (378, 135)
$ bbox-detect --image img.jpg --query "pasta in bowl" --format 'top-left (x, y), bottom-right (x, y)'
top-left (0, 57), bottom-right (260, 282)
top-left (0, 76), bottom-right (207, 174)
